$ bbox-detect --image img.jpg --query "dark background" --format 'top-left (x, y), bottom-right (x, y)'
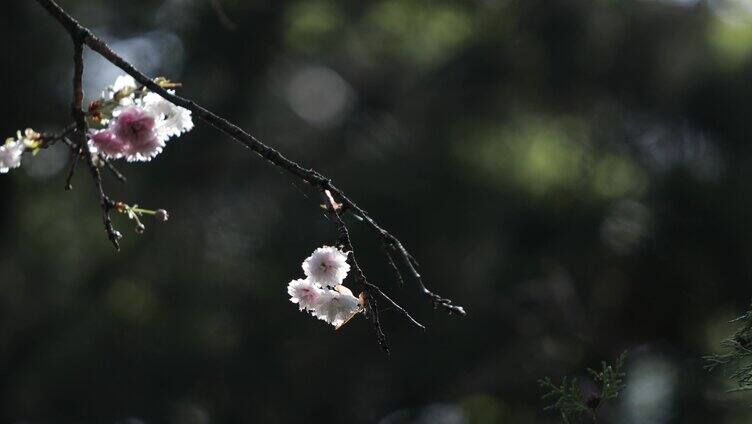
top-left (3, 0), bottom-right (752, 422)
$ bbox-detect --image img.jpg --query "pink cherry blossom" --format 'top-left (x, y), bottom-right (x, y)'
top-left (89, 130), bottom-right (127, 158)
top-left (112, 106), bottom-right (164, 161)
top-left (287, 278), bottom-right (324, 311)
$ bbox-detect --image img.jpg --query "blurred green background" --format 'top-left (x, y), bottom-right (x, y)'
top-left (4, 0), bottom-right (752, 422)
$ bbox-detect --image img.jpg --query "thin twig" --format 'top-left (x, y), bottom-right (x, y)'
top-left (64, 145), bottom-right (80, 191)
top-left (388, 239), bottom-right (465, 315)
top-left (85, 158), bottom-right (120, 249)
top-left (362, 280), bottom-right (425, 330)
top-left (325, 195), bottom-right (424, 331)
top-left (66, 37), bottom-right (85, 192)
top-left (384, 244), bottom-right (405, 287)
top-left (40, 123), bottom-right (77, 148)
top-left (42, 127), bottom-right (127, 185)
top-left (363, 291), bottom-right (389, 354)
top-left (70, 39), bottom-right (86, 149)
top-left (101, 156), bottom-right (127, 183)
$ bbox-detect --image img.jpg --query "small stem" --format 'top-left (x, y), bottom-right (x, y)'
top-left (101, 156), bottom-right (127, 183)
top-left (64, 144), bottom-right (80, 191)
top-left (130, 208), bottom-right (156, 216)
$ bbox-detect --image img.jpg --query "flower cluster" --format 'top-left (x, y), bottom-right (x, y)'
top-left (88, 75), bottom-right (193, 162)
top-left (114, 201), bottom-right (170, 234)
top-left (0, 76), bottom-right (193, 176)
top-left (287, 246), bottom-right (362, 328)
top-left (0, 129), bottom-right (42, 173)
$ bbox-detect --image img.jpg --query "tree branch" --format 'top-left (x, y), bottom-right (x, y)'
top-left (41, 125), bottom-right (127, 185)
top-left (322, 190), bottom-right (426, 352)
top-left (34, 0), bottom-right (465, 323)
top-left (65, 20), bottom-right (120, 250)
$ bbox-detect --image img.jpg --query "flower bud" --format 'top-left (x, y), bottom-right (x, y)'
top-left (135, 223), bottom-right (146, 234)
top-left (155, 209), bottom-right (169, 222)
